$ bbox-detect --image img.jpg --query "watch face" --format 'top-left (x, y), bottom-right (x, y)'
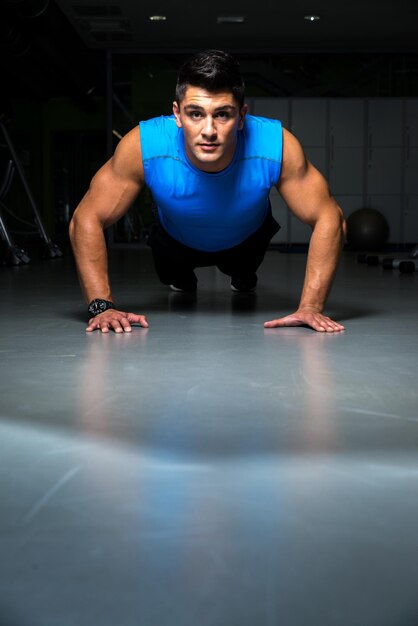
top-left (88, 299), bottom-right (114, 317)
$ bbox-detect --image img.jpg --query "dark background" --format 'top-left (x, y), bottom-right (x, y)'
top-left (1, 0), bottom-right (418, 250)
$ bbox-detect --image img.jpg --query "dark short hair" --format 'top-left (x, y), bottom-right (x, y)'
top-left (175, 49), bottom-right (245, 107)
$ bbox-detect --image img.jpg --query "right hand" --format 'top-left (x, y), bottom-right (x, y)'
top-left (86, 309), bottom-right (149, 333)
top-left (264, 308), bottom-right (345, 333)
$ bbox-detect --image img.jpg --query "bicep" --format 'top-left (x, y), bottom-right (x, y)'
top-left (277, 161), bottom-right (335, 226)
top-left (276, 128), bottom-right (338, 225)
top-left (73, 126), bottom-right (144, 228)
top-left (83, 162), bottom-right (142, 228)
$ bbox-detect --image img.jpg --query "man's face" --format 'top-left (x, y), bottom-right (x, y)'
top-left (173, 86), bottom-right (247, 173)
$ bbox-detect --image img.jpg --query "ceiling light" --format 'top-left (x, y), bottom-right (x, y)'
top-left (217, 16), bottom-right (245, 24)
top-left (304, 15), bottom-right (320, 22)
top-left (149, 15), bottom-right (167, 21)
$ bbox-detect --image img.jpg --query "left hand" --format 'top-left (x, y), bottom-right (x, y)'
top-left (86, 309), bottom-right (149, 333)
top-left (264, 309), bottom-right (345, 333)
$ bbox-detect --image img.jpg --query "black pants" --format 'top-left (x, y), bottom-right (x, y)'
top-left (147, 206), bottom-right (280, 288)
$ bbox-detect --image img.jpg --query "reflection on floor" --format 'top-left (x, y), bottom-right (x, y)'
top-left (1, 247), bottom-right (418, 626)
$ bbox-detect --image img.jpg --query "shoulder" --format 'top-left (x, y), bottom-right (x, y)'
top-left (139, 115), bottom-right (179, 161)
top-left (245, 114), bottom-right (281, 127)
top-left (140, 114), bottom-right (177, 133)
top-left (242, 114), bottom-right (282, 162)
top-left (244, 114), bottom-right (282, 138)
top-left (110, 125), bottom-right (143, 183)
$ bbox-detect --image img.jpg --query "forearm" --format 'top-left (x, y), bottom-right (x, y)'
top-left (298, 209), bottom-right (345, 312)
top-left (69, 216), bottom-right (113, 304)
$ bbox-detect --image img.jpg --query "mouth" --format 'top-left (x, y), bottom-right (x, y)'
top-left (199, 143), bottom-right (219, 152)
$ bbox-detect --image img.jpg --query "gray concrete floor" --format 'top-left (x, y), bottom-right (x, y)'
top-left (1, 247), bottom-right (418, 626)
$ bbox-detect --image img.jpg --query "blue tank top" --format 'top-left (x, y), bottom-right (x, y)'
top-left (140, 114), bottom-right (282, 252)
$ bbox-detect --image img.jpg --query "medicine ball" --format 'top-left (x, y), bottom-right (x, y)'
top-left (346, 208), bottom-right (389, 251)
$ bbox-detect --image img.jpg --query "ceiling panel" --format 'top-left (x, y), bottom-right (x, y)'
top-left (54, 0), bottom-right (418, 52)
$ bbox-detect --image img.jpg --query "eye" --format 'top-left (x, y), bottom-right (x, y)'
top-left (216, 111), bottom-right (230, 120)
top-left (189, 111), bottom-right (202, 119)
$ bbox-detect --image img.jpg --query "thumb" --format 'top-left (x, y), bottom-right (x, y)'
top-left (264, 317), bottom-right (289, 328)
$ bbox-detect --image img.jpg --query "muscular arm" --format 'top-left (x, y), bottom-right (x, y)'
top-left (264, 128), bottom-right (346, 332)
top-left (69, 126), bottom-right (149, 332)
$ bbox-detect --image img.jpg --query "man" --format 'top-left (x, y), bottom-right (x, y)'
top-left (69, 50), bottom-right (346, 334)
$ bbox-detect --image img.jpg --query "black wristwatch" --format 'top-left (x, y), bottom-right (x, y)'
top-left (88, 299), bottom-right (116, 318)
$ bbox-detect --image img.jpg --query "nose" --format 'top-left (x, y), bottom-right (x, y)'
top-left (201, 115), bottom-right (217, 140)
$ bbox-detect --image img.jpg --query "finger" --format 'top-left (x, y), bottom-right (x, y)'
top-left (326, 322), bottom-right (345, 332)
top-left (86, 314), bottom-right (112, 333)
top-left (86, 318), bottom-right (100, 332)
top-left (127, 313), bottom-right (149, 328)
top-left (314, 316), bottom-right (333, 332)
top-left (316, 317), bottom-right (345, 332)
top-left (108, 318), bottom-right (125, 333)
top-left (113, 315), bottom-right (135, 333)
top-left (313, 323), bottom-right (327, 332)
top-left (313, 319), bottom-right (345, 333)
top-left (325, 325), bottom-right (345, 332)
top-left (331, 320), bottom-right (345, 331)
top-left (90, 317), bottom-right (110, 333)
top-left (120, 318), bottom-right (133, 332)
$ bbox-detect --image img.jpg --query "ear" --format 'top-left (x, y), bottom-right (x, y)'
top-left (173, 101), bottom-right (182, 128)
top-left (238, 103), bottom-right (248, 130)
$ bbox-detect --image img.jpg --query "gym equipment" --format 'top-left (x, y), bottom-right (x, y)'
top-left (0, 159), bottom-right (31, 265)
top-left (0, 117), bottom-right (62, 265)
top-left (381, 245), bottom-right (418, 272)
top-left (357, 245), bottom-right (418, 271)
top-left (346, 208), bottom-right (389, 251)
top-left (358, 251), bottom-right (412, 266)
top-left (399, 259), bottom-right (418, 273)
top-left (358, 253), bottom-right (393, 266)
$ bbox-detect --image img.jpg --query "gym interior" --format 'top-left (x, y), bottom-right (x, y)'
top-left (1, 2), bottom-right (418, 625)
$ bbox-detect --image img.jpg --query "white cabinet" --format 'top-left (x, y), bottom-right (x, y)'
top-left (330, 99), bottom-right (365, 147)
top-left (404, 196), bottom-right (418, 244)
top-left (329, 99), bottom-right (365, 201)
top-left (367, 195), bottom-right (402, 242)
top-left (330, 148), bottom-right (364, 196)
top-left (367, 148), bottom-right (403, 195)
top-left (291, 99), bottom-right (327, 147)
top-left (367, 99), bottom-right (403, 146)
top-left (247, 97), bottom-right (418, 245)
top-left (366, 99), bottom-right (403, 243)
top-left (404, 101), bottom-right (418, 242)
top-left (404, 147), bottom-right (418, 195)
top-left (250, 98), bottom-right (290, 127)
top-left (334, 195), bottom-right (365, 220)
top-left (290, 100), bottom-right (328, 242)
top-left (405, 100), bottom-right (418, 145)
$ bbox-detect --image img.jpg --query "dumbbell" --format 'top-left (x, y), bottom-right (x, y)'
top-left (399, 260), bottom-right (418, 274)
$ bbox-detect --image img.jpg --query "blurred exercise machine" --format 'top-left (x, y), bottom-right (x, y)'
top-left (0, 117), bottom-right (62, 266)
